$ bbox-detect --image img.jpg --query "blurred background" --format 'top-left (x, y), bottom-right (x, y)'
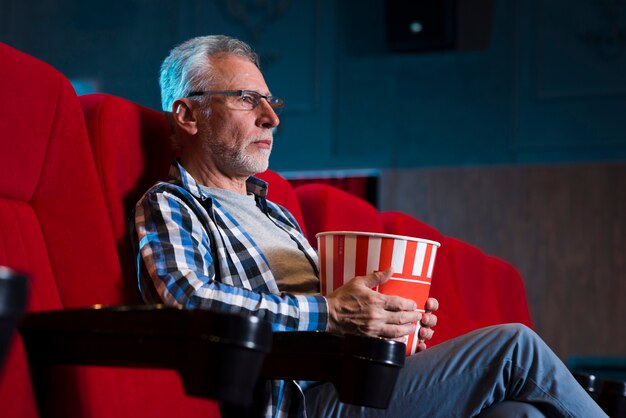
top-left (2, 0), bottom-right (625, 365)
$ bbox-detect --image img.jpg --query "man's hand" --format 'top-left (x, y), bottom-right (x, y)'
top-left (325, 268), bottom-right (421, 340)
top-left (415, 297), bottom-right (439, 352)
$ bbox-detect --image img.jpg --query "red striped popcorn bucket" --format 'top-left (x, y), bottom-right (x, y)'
top-left (316, 231), bottom-right (441, 356)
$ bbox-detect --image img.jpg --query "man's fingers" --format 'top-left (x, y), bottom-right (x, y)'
top-left (421, 312), bottom-right (438, 328)
top-left (384, 294), bottom-right (418, 312)
top-left (371, 322), bottom-right (417, 339)
top-left (358, 268), bottom-right (393, 288)
top-left (425, 297), bottom-right (439, 313)
top-left (387, 309), bottom-right (420, 325)
top-left (328, 270), bottom-right (435, 341)
top-left (419, 326), bottom-right (434, 341)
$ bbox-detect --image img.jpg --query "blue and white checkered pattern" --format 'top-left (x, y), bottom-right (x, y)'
top-left (131, 161), bottom-right (328, 417)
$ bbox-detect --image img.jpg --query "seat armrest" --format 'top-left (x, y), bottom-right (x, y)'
top-left (19, 306), bottom-right (405, 411)
top-left (262, 331), bottom-right (405, 409)
top-left (19, 305), bottom-right (272, 405)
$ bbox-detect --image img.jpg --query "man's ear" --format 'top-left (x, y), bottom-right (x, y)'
top-left (170, 98), bottom-right (198, 135)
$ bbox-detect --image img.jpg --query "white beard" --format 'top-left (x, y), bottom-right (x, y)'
top-left (202, 132), bottom-right (272, 176)
top-left (233, 142), bottom-right (271, 174)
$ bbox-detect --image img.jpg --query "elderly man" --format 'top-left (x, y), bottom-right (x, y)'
top-left (131, 35), bottom-right (605, 417)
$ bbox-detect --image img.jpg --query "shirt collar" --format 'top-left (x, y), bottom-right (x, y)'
top-left (170, 160), bottom-right (268, 200)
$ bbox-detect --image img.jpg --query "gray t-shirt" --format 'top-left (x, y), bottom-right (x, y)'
top-left (204, 186), bottom-right (320, 295)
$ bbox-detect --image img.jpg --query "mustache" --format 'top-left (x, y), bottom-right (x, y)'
top-left (247, 133), bottom-right (273, 144)
top-left (248, 132), bottom-right (274, 143)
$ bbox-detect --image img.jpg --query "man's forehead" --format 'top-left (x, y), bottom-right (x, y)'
top-left (208, 54), bottom-right (270, 93)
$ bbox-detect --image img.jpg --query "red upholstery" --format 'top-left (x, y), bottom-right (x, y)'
top-left (80, 93), bottom-right (176, 302)
top-left (380, 212), bottom-right (473, 346)
top-left (0, 45), bottom-right (124, 309)
top-left (288, 176), bottom-right (375, 206)
top-left (443, 238), bottom-right (504, 330)
top-left (446, 238), bottom-right (534, 330)
top-left (486, 255), bottom-right (533, 327)
top-left (0, 41), bottom-right (123, 417)
top-left (295, 183), bottom-right (384, 249)
top-left (80, 93), bottom-right (227, 417)
top-left (0, 45), bottom-right (221, 418)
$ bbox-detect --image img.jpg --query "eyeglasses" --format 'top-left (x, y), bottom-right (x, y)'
top-left (186, 89), bottom-right (284, 115)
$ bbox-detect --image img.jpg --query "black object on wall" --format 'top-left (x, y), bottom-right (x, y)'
top-left (385, 0), bottom-right (495, 52)
top-left (0, 267), bottom-right (27, 370)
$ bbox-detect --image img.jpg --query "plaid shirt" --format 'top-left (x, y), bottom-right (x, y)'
top-left (131, 161), bottom-right (329, 417)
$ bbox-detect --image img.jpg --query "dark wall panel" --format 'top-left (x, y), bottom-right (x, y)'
top-left (2, 0), bottom-right (626, 170)
top-left (381, 162), bottom-right (626, 361)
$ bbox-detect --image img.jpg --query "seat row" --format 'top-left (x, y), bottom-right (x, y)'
top-left (292, 184), bottom-right (533, 346)
top-left (0, 42), bottom-right (531, 418)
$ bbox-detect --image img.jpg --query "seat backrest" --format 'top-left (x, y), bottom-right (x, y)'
top-left (379, 211), bottom-right (472, 345)
top-left (486, 255), bottom-right (533, 327)
top-left (0, 45), bottom-right (124, 309)
top-left (80, 93), bottom-right (176, 302)
top-left (446, 237), bottom-right (505, 329)
top-left (449, 237), bottom-right (534, 329)
top-left (295, 183), bottom-right (384, 248)
top-left (80, 93), bottom-right (232, 418)
top-left (0, 41), bottom-right (125, 418)
top-left (0, 42), bottom-right (53, 418)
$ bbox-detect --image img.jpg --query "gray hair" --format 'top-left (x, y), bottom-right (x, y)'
top-left (159, 35), bottom-right (260, 111)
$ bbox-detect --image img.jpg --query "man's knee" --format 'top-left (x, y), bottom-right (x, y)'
top-left (492, 323), bottom-right (537, 342)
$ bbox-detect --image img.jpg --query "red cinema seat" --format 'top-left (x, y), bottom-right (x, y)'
top-left (380, 211), bottom-right (473, 346)
top-left (446, 237), bottom-right (505, 330)
top-left (80, 93), bottom-right (238, 418)
top-left (80, 93), bottom-right (176, 303)
top-left (0, 43), bottom-right (57, 417)
top-left (0, 41), bottom-right (125, 417)
top-left (295, 183), bottom-right (385, 249)
top-left (486, 255), bottom-right (533, 327)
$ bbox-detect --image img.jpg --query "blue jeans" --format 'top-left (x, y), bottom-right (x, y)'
top-left (304, 324), bottom-right (606, 417)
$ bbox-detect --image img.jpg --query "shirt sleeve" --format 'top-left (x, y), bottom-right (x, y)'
top-left (132, 187), bottom-right (329, 332)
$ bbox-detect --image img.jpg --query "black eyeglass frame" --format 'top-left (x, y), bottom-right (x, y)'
top-left (186, 89), bottom-right (284, 115)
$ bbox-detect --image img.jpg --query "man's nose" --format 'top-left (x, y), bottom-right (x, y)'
top-left (256, 99), bottom-right (280, 129)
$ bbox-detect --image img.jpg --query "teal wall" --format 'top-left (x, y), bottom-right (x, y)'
top-left (3, 0), bottom-right (626, 171)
